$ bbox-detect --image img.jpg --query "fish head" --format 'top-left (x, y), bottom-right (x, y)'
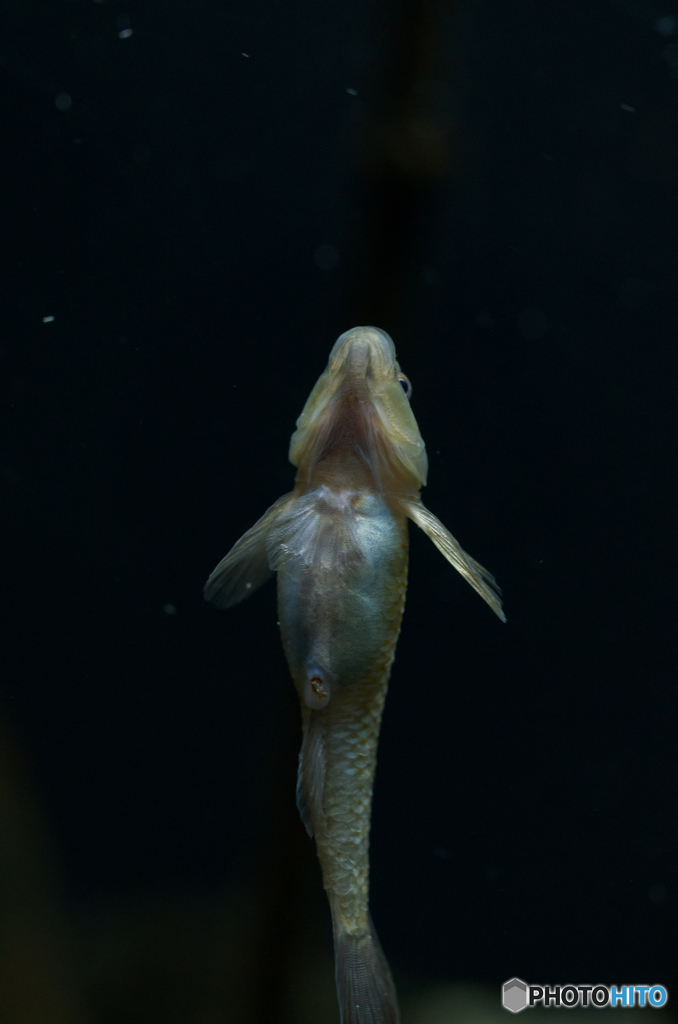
top-left (289, 326), bottom-right (428, 491)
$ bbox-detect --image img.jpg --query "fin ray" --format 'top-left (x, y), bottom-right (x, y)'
top-left (267, 487), bottom-right (367, 575)
top-left (296, 709), bottom-right (326, 837)
top-left (332, 908), bottom-right (399, 1024)
top-left (401, 497), bottom-right (505, 621)
top-left (203, 493), bottom-right (294, 609)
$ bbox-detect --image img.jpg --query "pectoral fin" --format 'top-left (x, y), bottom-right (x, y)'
top-left (401, 497), bottom-right (505, 621)
top-left (203, 493), bottom-right (294, 609)
top-left (267, 488), bottom-right (367, 575)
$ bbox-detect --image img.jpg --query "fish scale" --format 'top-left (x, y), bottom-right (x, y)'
top-left (315, 539), bottom-right (407, 939)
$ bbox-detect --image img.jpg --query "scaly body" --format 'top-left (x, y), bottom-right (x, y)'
top-left (205, 327), bottom-right (504, 1024)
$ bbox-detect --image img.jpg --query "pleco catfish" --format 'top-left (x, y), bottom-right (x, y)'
top-left (204, 327), bottom-right (504, 1024)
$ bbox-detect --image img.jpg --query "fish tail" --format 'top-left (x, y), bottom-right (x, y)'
top-left (331, 902), bottom-right (399, 1024)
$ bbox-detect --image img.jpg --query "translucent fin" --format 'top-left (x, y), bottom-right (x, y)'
top-left (203, 493), bottom-right (294, 609)
top-left (296, 709), bottom-right (326, 837)
top-left (401, 497), bottom-right (506, 621)
top-left (332, 908), bottom-right (399, 1024)
top-left (267, 487), bottom-right (367, 575)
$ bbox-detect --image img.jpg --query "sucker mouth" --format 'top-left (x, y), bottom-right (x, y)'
top-left (329, 326), bottom-right (396, 378)
top-left (345, 340), bottom-right (370, 377)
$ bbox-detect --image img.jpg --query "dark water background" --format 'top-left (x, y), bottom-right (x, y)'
top-left (2, 0), bottom-right (677, 1020)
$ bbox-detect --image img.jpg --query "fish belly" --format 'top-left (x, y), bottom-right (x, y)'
top-left (277, 492), bottom-right (408, 921)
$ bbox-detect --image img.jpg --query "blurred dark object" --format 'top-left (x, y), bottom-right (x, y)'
top-left (351, 0), bottom-right (464, 339)
top-left (0, 715), bottom-right (87, 1024)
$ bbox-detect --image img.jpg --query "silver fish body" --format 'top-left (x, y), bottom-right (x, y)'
top-left (204, 327), bottom-right (504, 1024)
top-left (275, 485), bottom-right (408, 953)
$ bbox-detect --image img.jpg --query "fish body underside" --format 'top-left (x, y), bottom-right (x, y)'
top-left (204, 327), bottom-right (504, 1024)
top-left (277, 485), bottom-right (407, 1020)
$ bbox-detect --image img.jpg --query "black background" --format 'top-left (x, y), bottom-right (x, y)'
top-left (2, 0), bottom-right (677, 1020)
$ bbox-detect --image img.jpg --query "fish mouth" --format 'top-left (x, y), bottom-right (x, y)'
top-left (328, 326), bottom-right (396, 387)
top-left (308, 329), bottom-right (399, 482)
top-left (289, 325), bottom-right (427, 489)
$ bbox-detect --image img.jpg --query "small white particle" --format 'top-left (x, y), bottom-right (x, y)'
top-left (55, 92), bottom-right (72, 112)
top-left (346, 87), bottom-right (358, 96)
top-left (242, 52), bottom-right (250, 57)
top-left (620, 103), bottom-right (637, 113)
top-left (42, 315), bottom-right (55, 322)
top-left (163, 603), bottom-right (177, 615)
top-left (245, 582), bottom-right (252, 589)
top-left (119, 27), bottom-right (133, 38)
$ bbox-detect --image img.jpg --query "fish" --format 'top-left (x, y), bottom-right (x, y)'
top-left (204, 326), bottom-right (505, 1024)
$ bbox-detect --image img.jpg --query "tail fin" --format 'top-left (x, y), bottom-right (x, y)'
top-left (332, 908), bottom-right (399, 1024)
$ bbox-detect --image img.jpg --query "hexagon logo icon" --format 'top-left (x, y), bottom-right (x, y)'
top-left (503, 978), bottom-right (528, 1013)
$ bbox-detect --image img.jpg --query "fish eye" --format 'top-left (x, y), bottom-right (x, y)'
top-left (397, 373), bottom-right (412, 400)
